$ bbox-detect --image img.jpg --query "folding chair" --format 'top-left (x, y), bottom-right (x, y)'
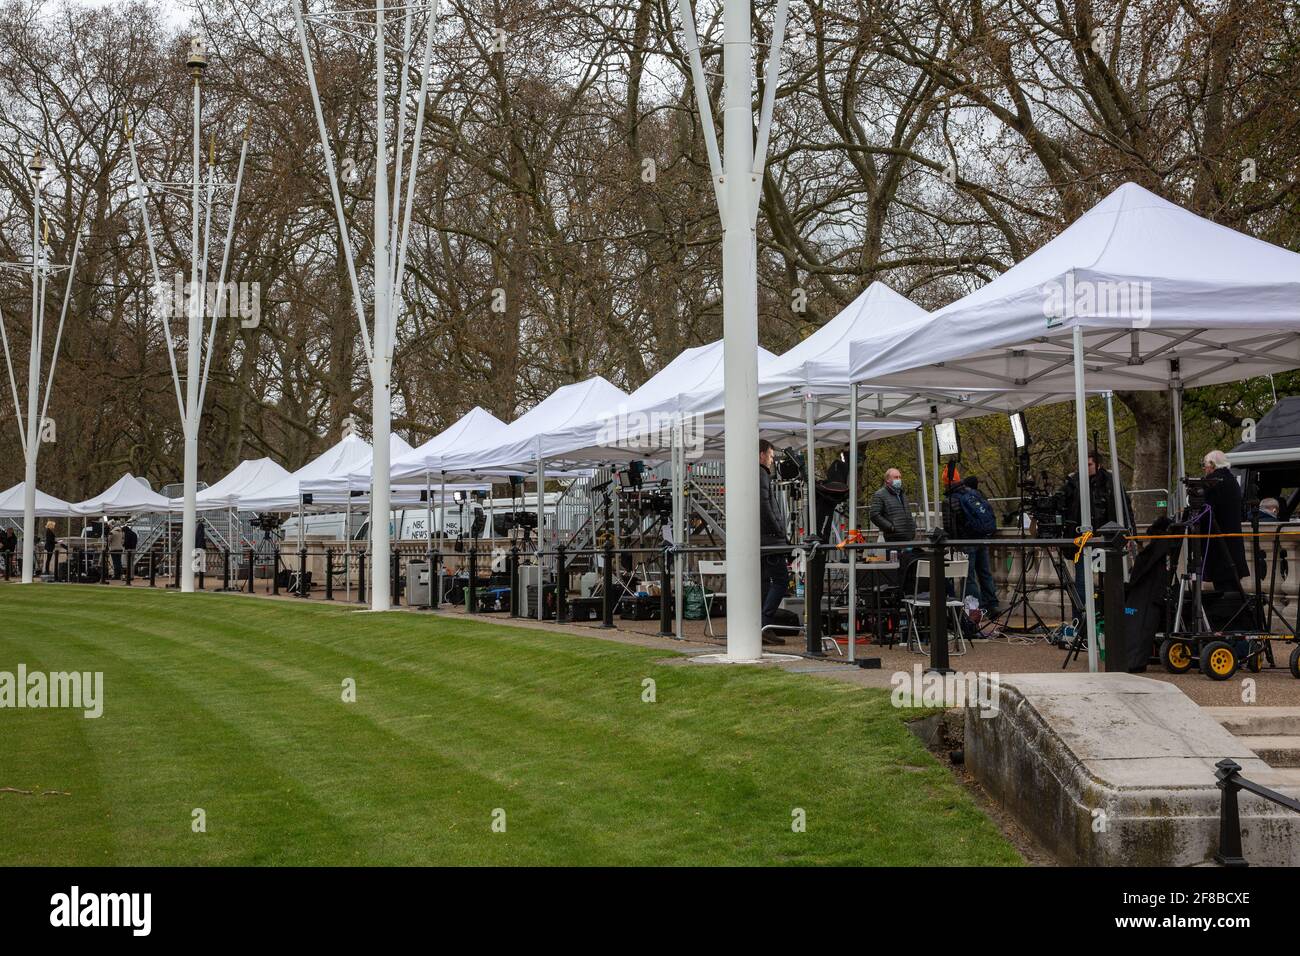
top-left (698, 559), bottom-right (727, 637)
top-left (903, 556), bottom-right (969, 656)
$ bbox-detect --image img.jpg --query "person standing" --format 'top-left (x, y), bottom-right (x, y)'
top-left (1200, 450), bottom-right (1248, 593)
top-left (1059, 449), bottom-right (1131, 608)
top-left (43, 521), bottom-right (57, 575)
top-left (868, 468), bottom-right (917, 543)
top-left (759, 439), bottom-right (790, 629)
top-left (108, 520), bottom-right (125, 580)
top-left (947, 476), bottom-right (1000, 613)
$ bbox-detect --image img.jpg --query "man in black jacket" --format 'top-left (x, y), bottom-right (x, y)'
top-left (1200, 450), bottom-right (1248, 592)
top-left (1058, 450), bottom-right (1132, 607)
top-left (868, 468), bottom-right (917, 543)
top-left (759, 440), bottom-right (790, 627)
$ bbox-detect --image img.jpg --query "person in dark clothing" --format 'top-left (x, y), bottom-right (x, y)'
top-left (758, 439), bottom-right (790, 628)
top-left (946, 476), bottom-right (1000, 612)
top-left (43, 521), bottom-right (57, 574)
top-left (1058, 449), bottom-right (1132, 608)
top-left (1199, 450), bottom-right (1248, 592)
top-left (868, 468), bottom-right (918, 543)
top-left (1, 527), bottom-right (14, 577)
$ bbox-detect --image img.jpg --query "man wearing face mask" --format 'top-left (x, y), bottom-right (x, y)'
top-left (869, 468), bottom-right (917, 545)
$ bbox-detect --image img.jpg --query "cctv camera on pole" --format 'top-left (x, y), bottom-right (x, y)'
top-left (126, 37), bottom-right (250, 594)
top-left (292, 0), bottom-right (438, 611)
top-left (0, 152), bottom-right (82, 584)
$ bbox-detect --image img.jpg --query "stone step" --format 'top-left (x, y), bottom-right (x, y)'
top-left (1204, 706), bottom-right (1300, 737)
top-left (1237, 735), bottom-right (1300, 768)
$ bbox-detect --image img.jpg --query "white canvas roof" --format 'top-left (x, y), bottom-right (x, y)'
top-left (71, 473), bottom-right (171, 516)
top-left (848, 182), bottom-right (1300, 392)
top-left (0, 482), bottom-right (75, 518)
top-left (380, 406), bottom-right (510, 484)
top-left (435, 376), bottom-right (632, 475)
top-left (238, 434), bottom-right (375, 511)
top-left (300, 432), bottom-right (413, 499)
top-left (170, 458), bottom-right (292, 512)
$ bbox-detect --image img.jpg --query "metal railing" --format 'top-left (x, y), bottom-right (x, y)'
top-left (1212, 758), bottom-right (1300, 867)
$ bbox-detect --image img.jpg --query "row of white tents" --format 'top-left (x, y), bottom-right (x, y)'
top-left (7, 182), bottom-right (1300, 671)
top-left (9, 183), bottom-right (1300, 524)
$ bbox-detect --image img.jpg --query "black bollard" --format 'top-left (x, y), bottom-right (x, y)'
top-left (508, 546), bottom-right (519, 617)
top-left (245, 547), bottom-right (254, 594)
top-left (325, 548), bottom-right (334, 600)
top-left (805, 541), bottom-right (825, 656)
top-left (272, 548), bottom-right (280, 595)
top-left (1100, 523), bottom-right (1128, 672)
top-left (1213, 759), bottom-right (1248, 867)
top-left (555, 545), bottom-right (568, 623)
top-left (297, 547), bottom-right (308, 599)
top-left (467, 547), bottom-right (477, 614)
top-left (357, 550), bottom-right (367, 603)
top-left (102, 546), bottom-right (110, 586)
top-left (391, 549), bottom-right (401, 606)
top-left (600, 539), bottom-right (615, 629)
top-left (927, 531), bottom-right (952, 674)
top-left (125, 549), bottom-right (134, 587)
top-left (432, 549), bottom-right (442, 608)
top-left (149, 552), bottom-right (156, 588)
top-left (221, 549), bottom-right (230, 591)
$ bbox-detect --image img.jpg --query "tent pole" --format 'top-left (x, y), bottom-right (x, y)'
top-left (673, 425), bottom-right (684, 641)
top-left (804, 392), bottom-right (816, 543)
top-left (438, 471), bottom-right (446, 605)
top-left (536, 442), bottom-right (545, 622)
top-left (1171, 368), bottom-right (1186, 513)
top-left (1104, 390), bottom-right (1129, 577)
top-left (1073, 326), bottom-right (1099, 672)
top-left (916, 427), bottom-right (931, 531)
top-left (847, 383), bottom-right (858, 663)
top-left (930, 412), bottom-right (941, 530)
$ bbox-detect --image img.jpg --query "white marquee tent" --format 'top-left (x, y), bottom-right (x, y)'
top-left (71, 473), bottom-right (171, 516)
top-left (238, 434), bottom-right (376, 512)
top-left (847, 181), bottom-right (1300, 671)
top-left (0, 482), bottom-right (75, 518)
top-left (171, 458), bottom-right (292, 512)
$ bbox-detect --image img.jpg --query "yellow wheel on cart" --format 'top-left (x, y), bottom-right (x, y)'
top-left (1160, 638), bottom-right (1194, 674)
top-left (1290, 645), bottom-right (1299, 680)
top-left (1202, 641), bottom-right (1238, 681)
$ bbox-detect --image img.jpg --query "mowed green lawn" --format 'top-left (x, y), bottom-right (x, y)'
top-left (0, 585), bottom-right (1018, 866)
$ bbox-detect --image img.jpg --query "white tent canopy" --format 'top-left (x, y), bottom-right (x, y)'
top-left (0, 482), bottom-right (75, 518)
top-left (71, 473), bottom-right (171, 516)
top-left (435, 376), bottom-right (632, 475)
top-left (300, 432), bottom-right (414, 501)
top-left (170, 458), bottom-right (292, 512)
top-left (848, 182), bottom-right (1300, 393)
top-left (379, 406), bottom-right (510, 485)
top-left (238, 434), bottom-right (375, 512)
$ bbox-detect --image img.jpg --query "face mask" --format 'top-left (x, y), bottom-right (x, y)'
top-left (890, 479), bottom-right (903, 491)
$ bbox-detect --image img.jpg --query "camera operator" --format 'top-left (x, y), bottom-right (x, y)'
top-left (759, 439), bottom-right (790, 629)
top-left (1198, 449), bottom-right (1249, 593)
top-left (1058, 449), bottom-right (1132, 606)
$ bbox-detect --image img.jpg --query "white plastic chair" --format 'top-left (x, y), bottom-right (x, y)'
top-left (698, 559), bottom-right (727, 636)
top-left (904, 556), bottom-right (970, 656)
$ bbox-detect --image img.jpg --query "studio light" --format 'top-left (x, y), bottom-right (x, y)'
top-left (1009, 411), bottom-right (1029, 451)
top-left (935, 419), bottom-right (960, 457)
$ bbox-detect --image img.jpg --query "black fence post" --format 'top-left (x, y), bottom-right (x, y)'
top-left (149, 551), bottom-right (156, 588)
top-left (171, 550), bottom-right (180, 589)
top-left (431, 549), bottom-right (442, 608)
top-left (659, 547), bottom-right (672, 636)
top-left (356, 549), bottom-right (367, 604)
top-left (425, 539), bottom-right (435, 609)
top-left (1214, 759), bottom-right (1249, 867)
top-left (125, 549), bottom-right (134, 587)
top-left (295, 547), bottom-right (307, 599)
top-left (102, 546), bottom-right (110, 585)
top-left (245, 547), bottom-right (254, 594)
top-left (1101, 523), bottom-right (1128, 672)
top-left (805, 541), bottom-right (826, 656)
top-left (325, 548), bottom-right (334, 600)
top-left (220, 548), bottom-right (230, 591)
top-left (555, 544), bottom-right (568, 623)
top-left (467, 546), bottom-right (477, 613)
top-left (508, 546), bottom-right (519, 617)
top-left (272, 548), bottom-right (280, 595)
top-left (600, 539), bottom-right (615, 629)
top-left (928, 530), bottom-right (952, 674)
top-left (198, 551), bottom-right (205, 590)
top-left (392, 549), bottom-right (401, 607)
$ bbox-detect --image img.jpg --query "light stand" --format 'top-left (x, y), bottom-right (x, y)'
top-left (0, 150), bottom-right (82, 584)
top-left (126, 37), bottom-right (250, 593)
